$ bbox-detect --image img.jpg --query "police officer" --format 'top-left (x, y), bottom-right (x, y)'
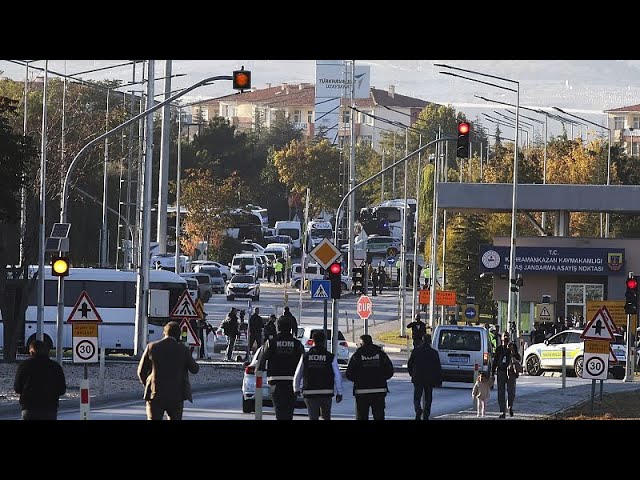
top-left (257, 316), bottom-right (305, 420)
top-left (263, 314), bottom-right (277, 342)
top-left (406, 313), bottom-right (427, 349)
top-left (345, 334), bottom-right (394, 420)
top-left (293, 330), bottom-right (343, 420)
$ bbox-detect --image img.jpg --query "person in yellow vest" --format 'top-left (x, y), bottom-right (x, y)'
top-left (274, 258), bottom-right (284, 285)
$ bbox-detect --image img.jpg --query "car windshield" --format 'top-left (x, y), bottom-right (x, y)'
top-left (232, 275), bottom-right (254, 283)
top-left (297, 328), bottom-right (346, 341)
top-left (278, 228), bottom-right (299, 240)
top-left (193, 275), bottom-right (210, 285)
top-left (199, 267), bottom-right (222, 277)
top-left (310, 228), bottom-right (332, 239)
top-left (232, 257), bottom-right (254, 265)
top-left (437, 330), bottom-right (481, 351)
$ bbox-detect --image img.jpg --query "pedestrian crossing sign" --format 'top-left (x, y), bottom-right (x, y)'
top-left (311, 279), bottom-right (331, 299)
top-left (178, 318), bottom-right (201, 346)
top-left (170, 290), bottom-right (200, 319)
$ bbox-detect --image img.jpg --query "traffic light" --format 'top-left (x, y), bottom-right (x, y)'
top-left (327, 262), bottom-right (342, 299)
top-left (352, 267), bottom-right (364, 294)
top-left (51, 255), bottom-right (70, 277)
top-left (456, 121), bottom-right (470, 158)
top-left (232, 68), bottom-right (251, 92)
top-left (510, 276), bottom-right (523, 293)
top-left (625, 273), bottom-right (638, 315)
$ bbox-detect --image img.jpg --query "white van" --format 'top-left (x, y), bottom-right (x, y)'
top-left (230, 253), bottom-right (259, 277)
top-left (432, 325), bottom-right (493, 383)
top-left (275, 220), bottom-right (301, 255)
top-left (306, 220), bottom-right (333, 251)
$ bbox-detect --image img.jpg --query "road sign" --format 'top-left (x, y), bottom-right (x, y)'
top-left (309, 238), bottom-right (341, 269)
top-left (587, 300), bottom-right (625, 328)
top-left (580, 307), bottom-right (616, 341)
top-left (357, 295), bottom-right (373, 320)
top-left (464, 305), bottom-right (478, 321)
top-left (72, 323), bottom-right (97, 337)
top-left (583, 349), bottom-right (609, 380)
top-left (170, 290), bottom-right (200, 319)
top-left (73, 336), bottom-right (98, 363)
top-left (386, 256), bottom-right (396, 266)
top-left (195, 298), bottom-right (205, 320)
top-left (535, 303), bottom-right (554, 323)
top-left (67, 291), bottom-right (103, 323)
top-left (386, 247), bottom-right (399, 257)
top-left (179, 318), bottom-right (201, 347)
top-left (419, 290), bottom-right (457, 306)
top-left (310, 279), bottom-right (331, 299)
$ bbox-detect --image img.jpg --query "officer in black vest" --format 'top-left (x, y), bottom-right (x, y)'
top-left (257, 316), bottom-right (305, 420)
top-left (293, 330), bottom-right (343, 420)
top-left (346, 334), bottom-right (394, 420)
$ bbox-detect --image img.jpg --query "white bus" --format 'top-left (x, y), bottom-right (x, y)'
top-left (1, 267), bottom-right (188, 355)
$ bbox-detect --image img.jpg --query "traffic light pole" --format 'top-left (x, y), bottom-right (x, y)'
top-left (331, 299), bottom-right (339, 354)
top-left (625, 313), bottom-right (634, 382)
top-left (57, 72), bottom-right (234, 363)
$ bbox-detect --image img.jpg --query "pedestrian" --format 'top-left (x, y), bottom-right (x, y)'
top-left (221, 307), bottom-right (239, 361)
top-left (293, 330), bottom-right (343, 420)
top-left (491, 331), bottom-right (521, 418)
top-left (238, 310), bottom-right (249, 361)
top-left (274, 258), bottom-right (284, 284)
top-left (407, 333), bottom-right (441, 420)
top-left (257, 316), bottom-right (305, 420)
top-left (378, 266), bottom-right (386, 292)
top-left (345, 334), bottom-right (394, 420)
top-left (406, 313), bottom-right (427, 349)
top-left (471, 371), bottom-right (491, 417)
top-left (416, 264), bottom-right (422, 288)
top-left (371, 269), bottom-right (378, 296)
top-left (13, 339), bottom-right (66, 420)
top-left (137, 321), bottom-right (200, 420)
top-left (263, 314), bottom-right (277, 342)
top-left (248, 307), bottom-right (265, 357)
top-left (266, 257), bottom-right (273, 283)
top-left (280, 306), bottom-right (298, 337)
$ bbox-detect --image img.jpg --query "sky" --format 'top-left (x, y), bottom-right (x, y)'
top-left (3, 60), bottom-right (639, 140)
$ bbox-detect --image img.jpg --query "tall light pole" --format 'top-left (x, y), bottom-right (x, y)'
top-left (552, 106), bottom-right (612, 238)
top-left (174, 106), bottom-right (183, 273)
top-left (37, 61), bottom-right (48, 343)
top-left (436, 63), bottom-right (520, 333)
top-left (157, 59), bottom-right (173, 254)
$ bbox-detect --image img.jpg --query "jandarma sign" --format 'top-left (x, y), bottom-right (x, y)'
top-left (478, 246), bottom-right (625, 275)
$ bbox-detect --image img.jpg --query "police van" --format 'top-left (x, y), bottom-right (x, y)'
top-left (432, 325), bottom-right (493, 383)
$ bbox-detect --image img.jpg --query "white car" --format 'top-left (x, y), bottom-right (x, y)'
top-left (523, 328), bottom-right (626, 380)
top-left (241, 346), bottom-right (305, 413)
top-left (296, 325), bottom-right (350, 365)
top-left (192, 260), bottom-right (232, 282)
top-left (226, 274), bottom-right (260, 301)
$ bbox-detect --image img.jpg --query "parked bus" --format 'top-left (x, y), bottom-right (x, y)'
top-left (0, 267), bottom-right (188, 355)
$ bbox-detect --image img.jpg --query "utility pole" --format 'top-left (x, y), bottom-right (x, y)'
top-left (157, 60), bottom-right (172, 254)
top-left (399, 128), bottom-right (409, 337)
top-left (174, 107), bottom-right (183, 273)
top-left (100, 88), bottom-right (110, 267)
top-left (37, 61), bottom-right (48, 344)
top-left (347, 60), bottom-right (356, 277)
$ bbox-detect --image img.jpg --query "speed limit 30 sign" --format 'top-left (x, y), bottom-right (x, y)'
top-left (72, 323), bottom-right (98, 363)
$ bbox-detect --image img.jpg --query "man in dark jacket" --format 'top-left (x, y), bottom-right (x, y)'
top-left (248, 307), bottom-right (265, 358)
top-left (406, 313), bottom-right (427, 349)
top-left (345, 334), bottom-right (394, 420)
top-left (407, 333), bottom-right (442, 420)
top-left (222, 307), bottom-right (239, 361)
top-left (263, 314), bottom-right (277, 342)
top-left (279, 306), bottom-right (298, 337)
top-left (491, 331), bottom-right (521, 418)
top-left (14, 339), bottom-right (66, 420)
top-left (257, 316), bottom-right (305, 420)
top-left (137, 321), bottom-right (200, 420)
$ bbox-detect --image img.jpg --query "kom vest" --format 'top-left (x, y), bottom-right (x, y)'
top-left (302, 347), bottom-right (335, 398)
top-left (348, 345), bottom-right (392, 396)
top-left (265, 333), bottom-right (304, 384)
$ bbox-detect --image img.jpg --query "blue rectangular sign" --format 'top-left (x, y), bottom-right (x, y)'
top-left (479, 246), bottom-right (625, 275)
top-left (311, 279), bottom-right (331, 299)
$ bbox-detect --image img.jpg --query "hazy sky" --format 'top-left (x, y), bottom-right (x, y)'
top-left (3, 60), bottom-right (639, 139)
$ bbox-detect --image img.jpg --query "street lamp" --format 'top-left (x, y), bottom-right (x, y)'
top-left (552, 106), bottom-right (612, 238)
top-left (435, 63), bottom-right (520, 333)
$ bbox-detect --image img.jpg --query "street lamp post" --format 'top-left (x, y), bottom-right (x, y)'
top-left (57, 71), bottom-right (233, 363)
top-left (435, 63), bottom-right (520, 334)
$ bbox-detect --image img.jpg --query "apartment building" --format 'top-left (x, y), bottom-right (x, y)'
top-left (189, 83), bottom-right (430, 150)
top-left (605, 103), bottom-right (640, 156)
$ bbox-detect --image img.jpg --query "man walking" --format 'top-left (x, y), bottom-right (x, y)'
top-left (492, 331), bottom-right (521, 418)
top-left (346, 334), bottom-right (394, 420)
top-left (137, 321), bottom-right (200, 420)
top-left (258, 316), bottom-right (305, 420)
top-left (222, 307), bottom-right (239, 361)
top-left (371, 269), bottom-right (378, 296)
top-left (293, 330), bottom-right (343, 420)
top-left (14, 340), bottom-right (66, 420)
top-left (407, 333), bottom-right (442, 420)
top-left (406, 313), bottom-right (427, 349)
top-left (280, 306), bottom-right (298, 337)
top-left (248, 307), bottom-right (265, 358)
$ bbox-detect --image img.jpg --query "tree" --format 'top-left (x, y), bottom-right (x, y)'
top-left (272, 138), bottom-right (341, 215)
top-left (0, 96), bottom-right (39, 360)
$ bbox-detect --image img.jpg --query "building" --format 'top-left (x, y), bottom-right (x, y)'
top-left (188, 83), bottom-right (431, 150)
top-left (605, 103), bottom-right (640, 156)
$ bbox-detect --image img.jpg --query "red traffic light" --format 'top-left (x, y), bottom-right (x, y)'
top-left (329, 263), bottom-right (342, 275)
top-left (233, 69), bottom-right (251, 91)
top-left (458, 122), bottom-right (470, 134)
top-left (627, 277), bottom-right (638, 290)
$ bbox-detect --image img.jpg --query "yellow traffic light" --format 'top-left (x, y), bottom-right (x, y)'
top-left (51, 256), bottom-right (70, 277)
top-left (233, 69), bottom-right (251, 91)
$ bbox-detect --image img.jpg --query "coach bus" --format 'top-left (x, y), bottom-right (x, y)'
top-left (0, 267), bottom-right (188, 355)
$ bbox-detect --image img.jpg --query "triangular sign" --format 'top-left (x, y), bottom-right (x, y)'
top-left (313, 284), bottom-right (329, 298)
top-left (179, 318), bottom-right (201, 346)
top-left (67, 290), bottom-right (103, 323)
top-left (170, 290), bottom-right (200, 319)
top-left (599, 305), bottom-right (619, 333)
top-left (609, 346), bottom-right (618, 364)
top-left (195, 298), bottom-right (205, 320)
top-left (540, 306), bottom-right (550, 317)
top-left (580, 307), bottom-right (615, 341)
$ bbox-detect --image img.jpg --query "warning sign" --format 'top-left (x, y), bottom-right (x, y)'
top-left (419, 290), bottom-right (457, 306)
top-left (581, 307), bottom-right (616, 342)
top-left (170, 290), bottom-right (200, 319)
top-left (535, 303), bottom-right (555, 323)
top-left (179, 318), bottom-right (201, 346)
top-left (67, 291), bottom-right (103, 323)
